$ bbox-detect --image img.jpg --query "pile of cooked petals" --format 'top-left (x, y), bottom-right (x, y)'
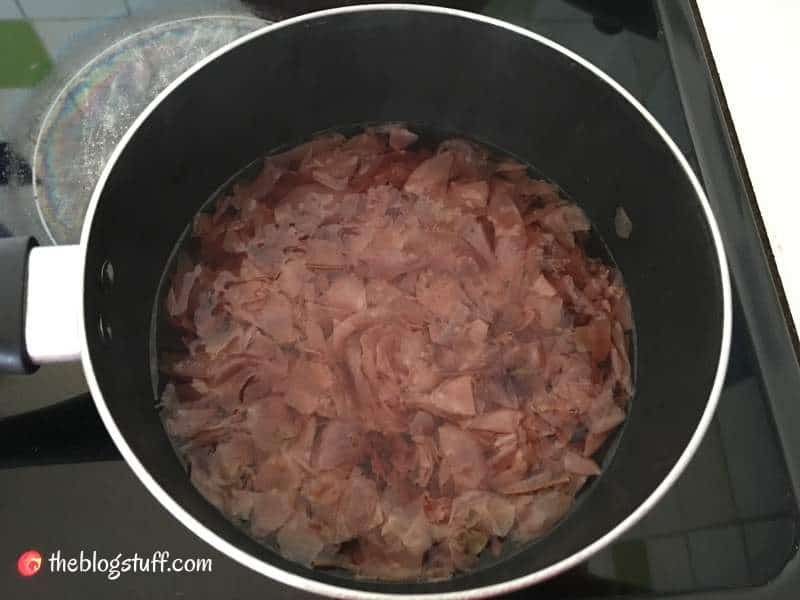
top-left (160, 125), bottom-right (633, 581)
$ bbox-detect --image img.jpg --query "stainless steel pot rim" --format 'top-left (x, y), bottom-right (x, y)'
top-left (77, 5), bottom-right (733, 599)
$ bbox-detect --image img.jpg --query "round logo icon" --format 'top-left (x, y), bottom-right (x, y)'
top-left (17, 550), bottom-right (42, 577)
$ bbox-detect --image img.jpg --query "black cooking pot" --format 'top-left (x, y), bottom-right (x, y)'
top-left (0, 6), bottom-right (730, 598)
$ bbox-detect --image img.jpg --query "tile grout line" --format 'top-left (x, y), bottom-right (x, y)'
top-left (712, 417), bottom-right (755, 582)
top-left (682, 532), bottom-right (699, 589)
top-left (22, 16), bottom-right (126, 22)
top-left (736, 521), bottom-right (755, 585)
top-left (12, 0), bottom-right (26, 18)
top-left (713, 416), bottom-right (742, 515)
top-left (630, 511), bottom-right (794, 543)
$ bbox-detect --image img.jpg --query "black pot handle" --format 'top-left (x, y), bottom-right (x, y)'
top-left (0, 236), bottom-right (38, 374)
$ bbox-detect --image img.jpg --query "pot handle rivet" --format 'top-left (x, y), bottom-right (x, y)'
top-left (99, 259), bottom-right (115, 290)
top-left (98, 315), bottom-right (113, 343)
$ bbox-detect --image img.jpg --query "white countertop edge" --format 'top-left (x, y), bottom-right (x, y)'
top-left (696, 0), bottom-right (800, 333)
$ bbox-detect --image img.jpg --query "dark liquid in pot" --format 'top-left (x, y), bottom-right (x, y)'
top-left (151, 124), bottom-right (635, 581)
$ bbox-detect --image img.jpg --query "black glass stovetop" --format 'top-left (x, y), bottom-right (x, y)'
top-left (1, 1), bottom-right (799, 598)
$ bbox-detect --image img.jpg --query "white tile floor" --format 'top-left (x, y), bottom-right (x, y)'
top-left (19, 0), bottom-right (127, 19)
top-left (0, 0), bottom-right (22, 19)
top-left (687, 525), bottom-right (750, 588)
top-left (0, 88), bottom-right (31, 139)
top-left (645, 535), bottom-right (694, 592)
top-left (0, 359), bottom-right (88, 418)
top-left (674, 420), bottom-right (738, 529)
top-left (631, 486), bottom-right (684, 538)
top-left (743, 517), bottom-right (796, 584)
top-left (585, 546), bottom-right (617, 579)
top-left (32, 18), bottom-right (111, 58)
top-left (126, 0), bottom-right (218, 15)
top-left (718, 377), bottom-right (793, 519)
